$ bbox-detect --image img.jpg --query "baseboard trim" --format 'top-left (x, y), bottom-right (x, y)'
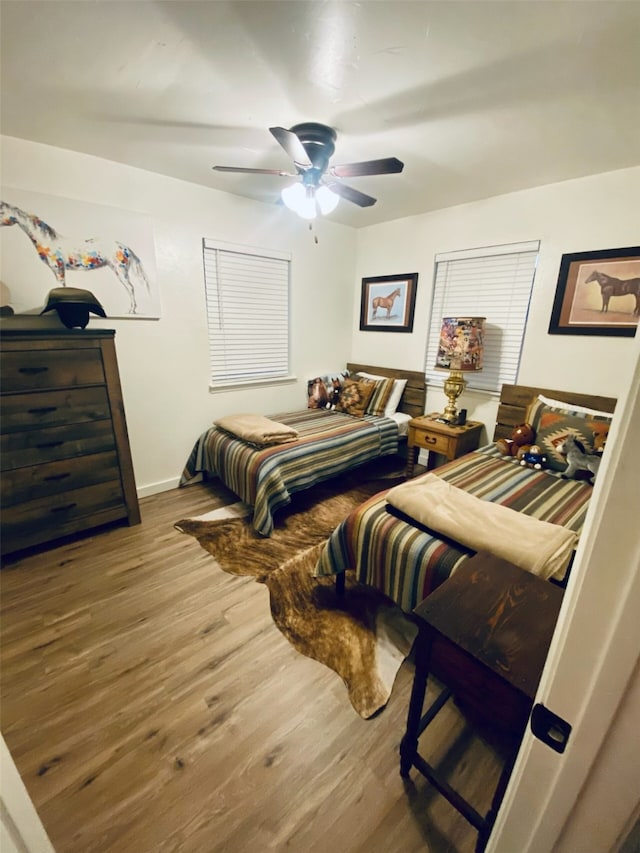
top-left (137, 478), bottom-right (181, 498)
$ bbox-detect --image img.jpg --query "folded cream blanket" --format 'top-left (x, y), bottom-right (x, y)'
top-left (215, 413), bottom-right (298, 447)
top-left (385, 473), bottom-right (576, 580)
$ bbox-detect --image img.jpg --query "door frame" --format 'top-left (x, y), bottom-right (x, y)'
top-left (488, 336), bottom-right (640, 851)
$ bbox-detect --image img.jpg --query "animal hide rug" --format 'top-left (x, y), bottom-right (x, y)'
top-left (175, 472), bottom-right (418, 718)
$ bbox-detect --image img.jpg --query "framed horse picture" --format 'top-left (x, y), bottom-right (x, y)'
top-left (359, 272), bottom-right (418, 333)
top-left (548, 246), bottom-right (639, 337)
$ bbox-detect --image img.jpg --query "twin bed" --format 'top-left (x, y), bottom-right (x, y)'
top-left (181, 369), bottom-right (615, 611)
top-left (180, 363), bottom-right (426, 536)
top-left (315, 383), bottom-right (616, 609)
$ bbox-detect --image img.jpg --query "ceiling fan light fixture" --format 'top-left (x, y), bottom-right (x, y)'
top-left (215, 122), bottom-right (401, 215)
top-left (316, 185), bottom-right (339, 215)
top-left (281, 182), bottom-right (316, 219)
top-left (281, 182), bottom-right (339, 219)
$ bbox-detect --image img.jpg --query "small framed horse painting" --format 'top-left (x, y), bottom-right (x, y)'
top-left (549, 246), bottom-right (639, 337)
top-left (359, 272), bottom-right (418, 332)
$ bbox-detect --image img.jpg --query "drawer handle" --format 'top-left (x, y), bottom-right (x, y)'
top-left (36, 441), bottom-right (65, 449)
top-left (28, 406), bottom-right (57, 415)
top-left (425, 436), bottom-right (438, 445)
top-left (51, 503), bottom-right (77, 513)
top-left (44, 473), bottom-right (71, 482)
top-left (19, 366), bottom-right (49, 375)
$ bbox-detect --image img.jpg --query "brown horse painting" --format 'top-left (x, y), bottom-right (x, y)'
top-left (372, 287), bottom-right (401, 319)
top-left (586, 270), bottom-right (640, 316)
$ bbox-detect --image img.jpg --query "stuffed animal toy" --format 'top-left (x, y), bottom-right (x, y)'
top-left (592, 426), bottom-right (608, 455)
top-left (497, 423), bottom-right (536, 458)
top-left (519, 445), bottom-right (548, 470)
top-left (557, 434), bottom-right (601, 484)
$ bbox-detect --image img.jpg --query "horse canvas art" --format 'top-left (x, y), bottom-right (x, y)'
top-left (0, 190), bottom-right (159, 318)
top-left (1, 201), bottom-right (151, 314)
top-left (585, 269), bottom-right (640, 316)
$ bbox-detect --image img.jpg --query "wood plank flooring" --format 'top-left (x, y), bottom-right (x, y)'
top-left (1, 478), bottom-right (505, 853)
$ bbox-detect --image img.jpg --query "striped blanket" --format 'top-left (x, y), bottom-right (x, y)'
top-left (181, 408), bottom-right (399, 535)
top-left (314, 444), bottom-right (595, 611)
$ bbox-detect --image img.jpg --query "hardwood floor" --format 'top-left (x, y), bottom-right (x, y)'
top-left (1, 479), bottom-right (505, 853)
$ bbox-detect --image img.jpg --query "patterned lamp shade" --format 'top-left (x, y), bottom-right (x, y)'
top-left (435, 317), bottom-right (485, 372)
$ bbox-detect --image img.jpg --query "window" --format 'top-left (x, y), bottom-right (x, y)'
top-left (424, 241), bottom-right (539, 393)
top-left (203, 239), bottom-right (291, 387)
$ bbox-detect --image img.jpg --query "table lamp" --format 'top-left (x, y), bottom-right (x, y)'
top-left (435, 316), bottom-right (485, 423)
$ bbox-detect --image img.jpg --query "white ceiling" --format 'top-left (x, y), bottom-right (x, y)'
top-left (1, 0), bottom-right (639, 228)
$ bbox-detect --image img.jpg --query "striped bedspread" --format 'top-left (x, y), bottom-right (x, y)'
top-left (314, 444), bottom-right (595, 611)
top-left (181, 408), bottom-right (399, 535)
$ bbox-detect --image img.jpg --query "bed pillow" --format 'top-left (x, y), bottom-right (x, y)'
top-left (526, 396), bottom-right (612, 471)
top-left (365, 377), bottom-right (396, 417)
top-left (355, 371), bottom-right (408, 416)
top-left (536, 394), bottom-right (613, 418)
top-left (336, 377), bottom-right (376, 417)
top-left (307, 371), bottom-right (349, 408)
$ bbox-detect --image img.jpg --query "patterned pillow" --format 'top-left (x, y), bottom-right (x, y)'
top-left (365, 377), bottom-right (395, 417)
top-left (336, 377), bottom-right (376, 417)
top-left (307, 371), bottom-right (349, 408)
top-left (526, 397), bottom-right (612, 471)
top-left (354, 371), bottom-right (408, 416)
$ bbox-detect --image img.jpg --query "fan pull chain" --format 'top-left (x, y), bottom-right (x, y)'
top-left (309, 221), bottom-right (319, 245)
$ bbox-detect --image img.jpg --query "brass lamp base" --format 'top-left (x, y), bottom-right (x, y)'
top-left (442, 369), bottom-right (466, 423)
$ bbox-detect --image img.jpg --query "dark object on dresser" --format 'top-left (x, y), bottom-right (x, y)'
top-left (400, 552), bottom-right (563, 852)
top-left (41, 286), bottom-right (107, 329)
top-left (1, 329), bottom-right (140, 556)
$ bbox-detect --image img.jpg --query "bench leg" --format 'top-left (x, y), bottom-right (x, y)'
top-left (400, 625), bottom-right (432, 776)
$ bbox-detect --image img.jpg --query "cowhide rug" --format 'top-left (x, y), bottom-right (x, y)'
top-left (175, 468), bottom-right (418, 718)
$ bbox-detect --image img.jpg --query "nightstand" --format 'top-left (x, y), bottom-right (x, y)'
top-left (406, 415), bottom-right (483, 477)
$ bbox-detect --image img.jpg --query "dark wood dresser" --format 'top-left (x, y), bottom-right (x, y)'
top-left (1, 328), bottom-right (140, 556)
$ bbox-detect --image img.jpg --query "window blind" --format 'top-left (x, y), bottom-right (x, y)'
top-left (425, 241), bottom-right (540, 393)
top-left (203, 239), bottom-right (291, 386)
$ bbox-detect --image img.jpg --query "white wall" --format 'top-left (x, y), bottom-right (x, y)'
top-left (3, 135), bottom-right (638, 494)
top-left (351, 167), bottom-right (640, 439)
top-left (1, 136), bottom-right (358, 495)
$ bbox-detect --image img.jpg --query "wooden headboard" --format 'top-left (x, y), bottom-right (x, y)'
top-left (494, 384), bottom-right (617, 441)
top-left (346, 363), bottom-right (426, 419)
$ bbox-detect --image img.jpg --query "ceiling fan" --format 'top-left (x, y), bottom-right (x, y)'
top-left (212, 122), bottom-right (403, 218)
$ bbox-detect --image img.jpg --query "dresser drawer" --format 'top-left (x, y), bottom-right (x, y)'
top-left (1, 387), bottom-right (111, 432)
top-left (1, 480), bottom-right (127, 553)
top-left (2, 451), bottom-right (121, 507)
top-left (1, 348), bottom-right (104, 392)
top-left (1, 420), bottom-right (116, 470)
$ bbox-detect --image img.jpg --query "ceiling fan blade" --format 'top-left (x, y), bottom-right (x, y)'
top-left (269, 126), bottom-right (313, 168)
top-left (326, 181), bottom-right (377, 208)
top-left (212, 165), bottom-right (296, 176)
top-left (329, 157), bottom-right (404, 178)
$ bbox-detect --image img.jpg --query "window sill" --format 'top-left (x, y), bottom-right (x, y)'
top-left (209, 375), bottom-right (298, 393)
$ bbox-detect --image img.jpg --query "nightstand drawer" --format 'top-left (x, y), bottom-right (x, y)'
top-left (406, 417), bottom-right (484, 477)
top-left (412, 429), bottom-right (451, 454)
